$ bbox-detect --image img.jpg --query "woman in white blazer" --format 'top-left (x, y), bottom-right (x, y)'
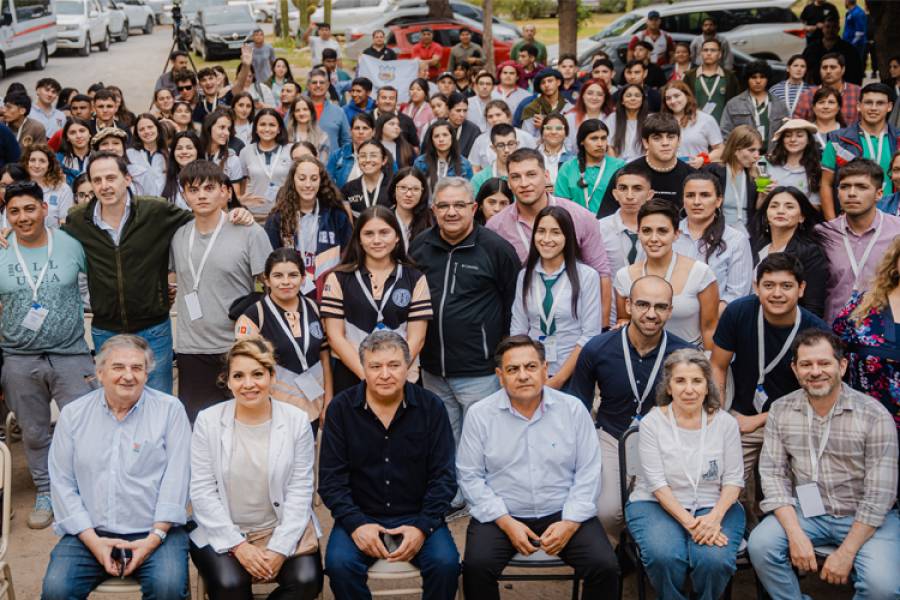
top-left (189, 337), bottom-right (323, 600)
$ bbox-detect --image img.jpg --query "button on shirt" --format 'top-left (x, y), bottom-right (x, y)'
top-left (567, 328), bottom-right (694, 438)
top-left (92, 196), bottom-right (132, 246)
top-left (48, 387), bottom-right (192, 536)
top-left (318, 382), bottom-right (456, 537)
top-left (456, 387), bottom-right (601, 524)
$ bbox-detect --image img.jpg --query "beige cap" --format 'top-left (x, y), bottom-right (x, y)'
top-left (772, 118), bottom-right (818, 141)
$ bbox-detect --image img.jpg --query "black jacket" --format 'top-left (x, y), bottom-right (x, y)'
top-left (455, 120), bottom-right (481, 158)
top-left (750, 233), bottom-right (830, 319)
top-left (703, 162), bottom-right (759, 227)
top-left (409, 224), bottom-right (520, 377)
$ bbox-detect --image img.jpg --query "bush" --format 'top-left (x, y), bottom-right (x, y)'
top-left (497, 0), bottom-right (557, 19)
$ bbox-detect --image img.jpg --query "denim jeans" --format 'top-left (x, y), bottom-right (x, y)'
top-left (324, 517), bottom-right (459, 600)
top-left (42, 527), bottom-right (190, 600)
top-left (92, 319), bottom-right (173, 394)
top-left (748, 508), bottom-right (900, 600)
top-left (421, 371), bottom-right (499, 445)
top-left (625, 501), bottom-right (745, 600)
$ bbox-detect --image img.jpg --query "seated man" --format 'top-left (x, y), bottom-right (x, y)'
top-left (319, 330), bottom-right (459, 600)
top-left (42, 334), bottom-right (192, 600)
top-left (748, 329), bottom-right (900, 600)
top-left (458, 335), bottom-right (619, 600)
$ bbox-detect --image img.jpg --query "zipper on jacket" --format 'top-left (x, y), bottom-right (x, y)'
top-left (436, 239), bottom-right (476, 378)
top-left (115, 246), bottom-right (128, 331)
top-left (450, 262), bottom-right (459, 295)
top-left (481, 324), bottom-right (488, 361)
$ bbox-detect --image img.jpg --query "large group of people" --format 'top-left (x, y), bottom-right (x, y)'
top-left (0, 5), bottom-right (898, 599)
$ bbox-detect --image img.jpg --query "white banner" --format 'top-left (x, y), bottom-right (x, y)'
top-left (356, 54), bottom-right (420, 103)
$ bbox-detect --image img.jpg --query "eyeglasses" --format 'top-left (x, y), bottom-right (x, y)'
top-left (433, 201), bottom-right (472, 213)
top-left (397, 185), bottom-right (422, 195)
top-left (493, 141), bottom-right (519, 151)
top-left (177, 85), bottom-right (193, 91)
top-left (632, 300), bottom-right (672, 313)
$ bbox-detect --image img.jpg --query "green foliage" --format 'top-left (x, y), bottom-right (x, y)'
top-left (496, 0), bottom-right (556, 20)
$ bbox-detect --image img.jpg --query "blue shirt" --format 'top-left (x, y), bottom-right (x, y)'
top-left (842, 4), bottom-right (867, 54)
top-left (457, 386), bottom-right (601, 523)
top-left (48, 387), bottom-right (192, 536)
top-left (343, 97), bottom-right (376, 122)
top-left (566, 327), bottom-right (694, 437)
top-left (317, 100), bottom-right (351, 157)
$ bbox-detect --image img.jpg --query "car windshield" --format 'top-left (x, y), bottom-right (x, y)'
top-left (592, 13), bottom-right (641, 40)
top-left (56, 0), bottom-right (84, 14)
top-left (182, 0), bottom-right (217, 13)
top-left (204, 6), bottom-right (251, 23)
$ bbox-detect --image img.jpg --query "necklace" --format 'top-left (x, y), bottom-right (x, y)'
top-left (646, 155), bottom-right (677, 173)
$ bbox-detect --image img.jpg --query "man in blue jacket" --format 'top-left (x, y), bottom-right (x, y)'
top-left (306, 68), bottom-right (350, 157)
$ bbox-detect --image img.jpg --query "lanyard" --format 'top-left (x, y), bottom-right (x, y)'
top-left (264, 295), bottom-right (310, 371)
top-left (255, 144), bottom-right (284, 181)
top-left (354, 265), bottom-right (403, 325)
top-left (727, 164), bottom-right (747, 224)
top-left (361, 174), bottom-right (384, 209)
top-left (841, 212), bottom-right (883, 289)
top-left (862, 131), bottom-right (886, 165)
top-left (582, 159), bottom-right (608, 208)
top-left (786, 83), bottom-right (803, 115)
top-left (622, 325), bottom-right (668, 416)
top-left (756, 306), bottom-right (801, 390)
top-left (296, 201), bottom-right (320, 259)
top-left (642, 252), bottom-right (677, 282)
top-left (187, 212), bottom-right (225, 292)
top-left (698, 74), bottom-right (722, 104)
top-left (531, 270), bottom-right (570, 335)
top-left (12, 230), bottom-right (53, 302)
top-left (806, 402), bottom-right (836, 483)
top-left (437, 159), bottom-right (449, 178)
top-left (752, 98), bottom-right (768, 129)
top-left (667, 406), bottom-right (708, 514)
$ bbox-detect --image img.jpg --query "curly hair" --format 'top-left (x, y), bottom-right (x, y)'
top-left (655, 348), bottom-right (721, 414)
top-left (274, 156), bottom-right (344, 246)
top-left (852, 236), bottom-right (900, 321)
top-left (21, 143), bottom-right (64, 188)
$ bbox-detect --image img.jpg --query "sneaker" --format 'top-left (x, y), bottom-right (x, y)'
top-left (27, 493), bottom-right (53, 529)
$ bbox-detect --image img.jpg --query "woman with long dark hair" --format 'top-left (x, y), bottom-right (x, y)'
top-left (811, 86), bottom-right (844, 148)
top-left (268, 57), bottom-right (295, 98)
top-left (162, 130), bottom-right (203, 208)
top-left (201, 108), bottom-right (245, 193)
top-left (661, 80), bottom-right (723, 168)
top-left (230, 92), bottom-right (255, 145)
top-left (605, 83), bottom-right (648, 161)
top-left (412, 119), bottom-right (473, 190)
top-left (400, 78), bottom-right (434, 140)
top-left (375, 112), bottom-right (416, 169)
top-left (750, 186), bottom-right (828, 317)
top-left (321, 205), bottom-right (432, 392)
top-left (340, 139), bottom-right (393, 217)
top-left (128, 113), bottom-right (170, 185)
top-left (511, 205), bottom-right (601, 388)
top-left (171, 101), bottom-right (195, 133)
top-left (151, 87), bottom-right (175, 121)
top-left (474, 177), bottom-right (514, 225)
top-left (56, 117), bottom-right (92, 186)
top-left (265, 156), bottom-right (352, 295)
top-left (674, 172), bottom-right (753, 309)
top-left (761, 120), bottom-right (822, 207)
top-left (387, 167), bottom-right (432, 247)
top-left (239, 107), bottom-right (294, 222)
top-left (554, 119), bottom-right (625, 214)
top-left (326, 112), bottom-right (375, 188)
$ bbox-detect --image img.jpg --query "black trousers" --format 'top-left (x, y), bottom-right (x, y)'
top-left (176, 353), bottom-right (230, 424)
top-left (462, 513), bottom-right (619, 600)
top-left (190, 542), bottom-right (323, 600)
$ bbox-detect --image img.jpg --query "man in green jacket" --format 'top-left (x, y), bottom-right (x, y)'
top-left (683, 38), bottom-right (741, 124)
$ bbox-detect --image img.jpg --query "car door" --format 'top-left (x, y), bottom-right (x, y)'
top-left (89, 0), bottom-right (105, 39)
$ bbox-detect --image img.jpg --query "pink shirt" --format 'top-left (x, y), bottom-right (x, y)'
top-left (486, 195), bottom-right (611, 278)
top-left (817, 210), bottom-right (900, 323)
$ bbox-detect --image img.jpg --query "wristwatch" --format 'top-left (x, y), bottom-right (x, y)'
top-left (150, 527), bottom-right (168, 543)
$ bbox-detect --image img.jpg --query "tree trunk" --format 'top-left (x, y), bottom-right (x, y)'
top-left (324, 0), bottom-right (332, 27)
top-left (558, 0), bottom-right (578, 58)
top-left (482, 0), bottom-right (494, 74)
top-left (427, 0), bottom-right (453, 19)
top-left (868, 1), bottom-right (900, 80)
top-left (279, 0), bottom-right (290, 40)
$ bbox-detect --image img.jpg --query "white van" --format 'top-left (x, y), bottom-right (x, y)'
top-left (0, 0), bottom-right (58, 77)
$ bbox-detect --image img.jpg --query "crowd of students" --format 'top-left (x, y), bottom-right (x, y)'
top-left (0, 6), bottom-right (897, 600)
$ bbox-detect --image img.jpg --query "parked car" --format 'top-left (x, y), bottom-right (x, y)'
top-left (0, 0), bottom-right (57, 75)
top-left (385, 20), bottom-right (511, 72)
top-left (55, 0), bottom-right (111, 56)
top-left (384, 0), bottom-right (521, 40)
top-left (191, 4), bottom-right (255, 60)
top-left (145, 0), bottom-right (167, 22)
top-left (310, 0), bottom-right (395, 37)
top-left (162, 0), bottom-right (225, 27)
top-left (118, 0), bottom-right (155, 33)
top-left (97, 0), bottom-right (129, 41)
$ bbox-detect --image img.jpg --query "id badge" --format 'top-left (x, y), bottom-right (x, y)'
top-left (702, 102), bottom-right (717, 114)
top-left (757, 125), bottom-right (766, 140)
top-left (543, 336), bottom-right (558, 362)
top-left (264, 182), bottom-right (279, 205)
top-left (184, 291), bottom-right (203, 321)
top-left (22, 303), bottom-right (49, 332)
top-left (295, 362), bottom-right (325, 400)
top-left (752, 385), bottom-right (768, 414)
top-left (796, 482), bottom-right (826, 518)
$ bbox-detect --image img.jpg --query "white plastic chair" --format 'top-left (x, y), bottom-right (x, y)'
top-left (368, 559), bottom-right (424, 597)
top-left (0, 442), bottom-right (14, 600)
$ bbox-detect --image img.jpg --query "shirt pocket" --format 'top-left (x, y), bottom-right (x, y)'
top-left (700, 448), bottom-right (725, 483)
top-left (125, 437), bottom-right (167, 477)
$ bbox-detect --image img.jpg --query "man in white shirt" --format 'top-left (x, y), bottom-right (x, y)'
top-left (457, 335), bottom-right (619, 600)
top-left (467, 71), bottom-right (496, 134)
top-left (304, 22), bottom-right (341, 68)
top-left (29, 78), bottom-right (66, 139)
top-left (469, 99), bottom-right (536, 171)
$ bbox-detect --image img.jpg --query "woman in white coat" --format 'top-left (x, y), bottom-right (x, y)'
top-left (189, 337), bottom-right (323, 600)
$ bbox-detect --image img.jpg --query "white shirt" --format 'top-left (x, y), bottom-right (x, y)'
top-left (673, 219), bottom-right (753, 304)
top-left (604, 115), bottom-right (643, 162)
top-left (764, 161), bottom-right (821, 206)
top-left (510, 261), bottom-right (602, 375)
top-left (466, 95), bottom-right (493, 133)
top-left (126, 148), bottom-right (167, 182)
top-left (310, 36), bottom-right (341, 66)
top-left (630, 407), bottom-right (744, 510)
top-left (469, 128), bottom-right (537, 169)
top-left (29, 105), bottom-right (67, 138)
top-left (598, 210), bottom-right (644, 322)
top-left (239, 143), bottom-right (293, 219)
top-left (677, 111), bottom-right (723, 157)
top-left (92, 196), bottom-right (132, 246)
top-left (42, 182), bottom-right (74, 229)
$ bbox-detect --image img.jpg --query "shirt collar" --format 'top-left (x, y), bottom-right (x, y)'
top-left (98, 387), bottom-right (147, 420)
top-left (535, 261), bottom-right (565, 276)
top-left (840, 210), bottom-right (882, 236)
top-left (789, 383), bottom-right (856, 415)
top-left (92, 194), bottom-right (132, 230)
top-left (497, 386), bottom-right (556, 419)
top-left (352, 382), bottom-right (417, 410)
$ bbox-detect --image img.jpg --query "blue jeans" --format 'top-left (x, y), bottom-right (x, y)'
top-left (748, 508), bottom-right (900, 600)
top-left (42, 527), bottom-right (189, 600)
top-left (421, 371), bottom-right (499, 445)
top-left (324, 517), bottom-right (459, 600)
top-left (92, 319), bottom-right (173, 394)
top-left (625, 501), bottom-right (745, 600)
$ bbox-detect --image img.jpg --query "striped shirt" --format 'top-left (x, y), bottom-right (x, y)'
top-left (759, 384), bottom-right (898, 527)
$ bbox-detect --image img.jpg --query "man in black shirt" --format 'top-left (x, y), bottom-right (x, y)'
top-left (802, 16), bottom-right (864, 85)
top-left (373, 86), bottom-right (420, 149)
top-left (362, 29), bottom-right (397, 61)
top-left (320, 331), bottom-right (460, 599)
top-left (800, 0), bottom-right (839, 46)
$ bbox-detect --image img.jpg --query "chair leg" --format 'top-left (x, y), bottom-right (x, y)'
top-left (2, 562), bottom-right (15, 600)
top-left (570, 576), bottom-right (580, 600)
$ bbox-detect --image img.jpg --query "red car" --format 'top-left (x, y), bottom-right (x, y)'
top-left (386, 20), bottom-right (512, 72)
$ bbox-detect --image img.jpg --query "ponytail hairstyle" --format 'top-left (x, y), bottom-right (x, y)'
top-left (522, 205), bottom-right (583, 318)
top-left (575, 118), bottom-right (609, 189)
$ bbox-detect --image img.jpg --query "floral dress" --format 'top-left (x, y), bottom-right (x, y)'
top-left (832, 293), bottom-right (900, 430)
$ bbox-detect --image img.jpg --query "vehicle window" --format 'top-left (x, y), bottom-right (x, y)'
top-left (471, 31), bottom-right (483, 45)
top-left (709, 8), bottom-right (798, 33)
top-left (331, 0), bottom-right (357, 8)
top-left (452, 3), bottom-right (477, 19)
top-left (15, 0), bottom-right (50, 19)
top-left (56, 0), bottom-right (84, 14)
top-left (594, 13), bottom-right (641, 39)
top-left (358, 0), bottom-right (379, 6)
top-left (407, 30), bottom-right (420, 44)
top-left (386, 32), bottom-right (396, 45)
top-left (441, 29), bottom-right (459, 46)
top-left (204, 7), bottom-right (251, 24)
top-left (660, 15), bottom-right (684, 34)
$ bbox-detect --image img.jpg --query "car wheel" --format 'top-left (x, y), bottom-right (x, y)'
top-left (79, 34), bottom-right (92, 56)
top-left (0, 59), bottom-right (5, 79)
top-left (143, 16), bottom-right (154, 34)
top-left (119, 21), bottom-right (129, 41)
top-left (99, 30), bottom-right (110, 51)
top-left (28, 44), bottom-right (48, 70)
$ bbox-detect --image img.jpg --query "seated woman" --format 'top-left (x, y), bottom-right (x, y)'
top-left (189, 337), bottom-right (323, 600)
top-left (625, 349), bottom-right (744, 600)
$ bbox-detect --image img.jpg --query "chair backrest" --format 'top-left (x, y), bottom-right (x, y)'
top-left (618, 425), bottom-right (641, 511)
top-left (0, 442), bottom-right (10, 562)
